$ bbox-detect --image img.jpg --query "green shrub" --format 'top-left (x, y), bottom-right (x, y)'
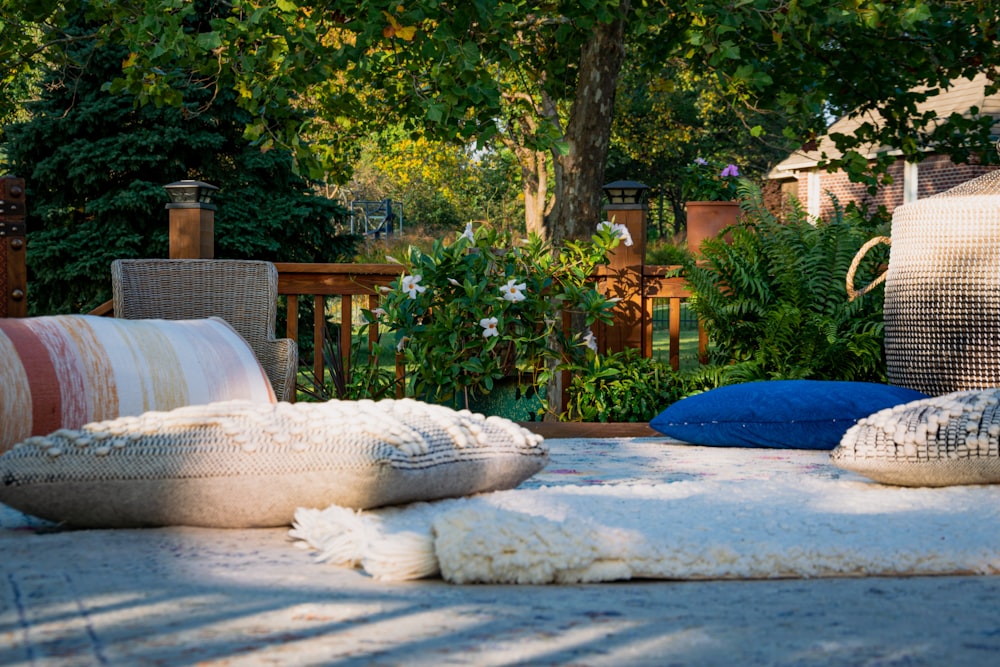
top-left (561, 348), bottom-right (689, 422)
top-left (645, 238), bottom-right (691, 266)
top-left (377, 225), bottom-right (620, 408)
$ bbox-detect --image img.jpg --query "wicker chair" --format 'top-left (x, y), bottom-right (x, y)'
top-left (111, 259), bottom-right (298, 402)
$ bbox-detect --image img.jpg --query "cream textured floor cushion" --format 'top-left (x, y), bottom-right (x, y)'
top-left (0, 314), bottom-right (276, 454)
top-left (831, 389), bottom-right (1000, 486)
top-left (0, 399), bottom-right (549, 528)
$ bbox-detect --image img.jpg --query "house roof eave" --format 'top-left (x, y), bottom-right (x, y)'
top-left (771, 72), bottom-right (1000, 177)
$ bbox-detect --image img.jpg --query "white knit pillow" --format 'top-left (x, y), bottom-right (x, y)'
top-left (0, 399), bottom-right (548, 528)
top-left (831, 389), bottom-right (1000, 486)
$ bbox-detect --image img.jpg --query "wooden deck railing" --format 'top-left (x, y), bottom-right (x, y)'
top-left (16, 178), bottom-right (706, 413)
top-left (82, 260), bottom-right (705, 406)
top-left (275, 263), bottom-right (404, 396)
top-left (273, 262), bottom-right (706, 402)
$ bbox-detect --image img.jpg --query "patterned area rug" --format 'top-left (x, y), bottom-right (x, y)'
top-left (291, 438), bottom-right (1000, 584)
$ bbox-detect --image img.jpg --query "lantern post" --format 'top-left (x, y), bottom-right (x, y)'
top-left (164, 180), bottom-right (218, 259)
top-left (601, 179), bottom-right (650, 354)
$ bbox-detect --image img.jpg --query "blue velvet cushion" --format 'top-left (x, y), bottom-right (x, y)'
top-left (649, 380), bottom-right (929, 449)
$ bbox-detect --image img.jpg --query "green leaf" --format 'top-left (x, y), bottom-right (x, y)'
top-left (195, 31), bottom-right (222, 50)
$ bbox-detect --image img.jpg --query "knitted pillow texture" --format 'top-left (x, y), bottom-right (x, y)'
top-left (831, 389), bottom-right (1000, 486)
top-left (0, 315), bottom-right (276, 455)
top-left (0, 398), bottom-right (549, 528)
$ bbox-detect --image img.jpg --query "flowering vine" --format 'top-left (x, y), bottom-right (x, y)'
top-left (375, 223), bottom-right (624, 411)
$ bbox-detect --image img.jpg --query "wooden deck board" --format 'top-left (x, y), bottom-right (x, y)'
top-left (517, 421), bottom-right (658, 438)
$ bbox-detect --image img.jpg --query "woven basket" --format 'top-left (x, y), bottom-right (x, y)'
top-left (849, 171), bottom-right (1000, 395)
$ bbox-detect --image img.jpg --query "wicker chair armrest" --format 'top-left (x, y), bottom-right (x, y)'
top-left (256, 338), bottom-right (298, 403)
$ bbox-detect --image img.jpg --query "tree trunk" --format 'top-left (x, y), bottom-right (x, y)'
top-left (518, 146), bottom-right (549, 238)
top-left (672, 197), bottom-right (686, 237)
top-left (501, 86), bottom-right (557, 239)
top-left (543, 1), bottom-right (630, 244)
top-left (541, 3), bottom-right (630, 418)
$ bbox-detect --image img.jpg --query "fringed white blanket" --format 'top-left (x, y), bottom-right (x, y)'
top-left (289, 439), bottom-right (1000, 584)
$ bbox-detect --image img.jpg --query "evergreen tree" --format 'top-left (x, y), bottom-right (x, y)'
top-left (1, 8), bottom-right (359, 315)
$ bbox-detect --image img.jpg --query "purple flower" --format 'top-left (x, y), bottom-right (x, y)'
top-left (684, 159), bottom-right (742, 201)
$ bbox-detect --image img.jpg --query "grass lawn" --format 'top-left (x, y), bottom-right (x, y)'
top-left (650, 300), bottom-right (703, 371)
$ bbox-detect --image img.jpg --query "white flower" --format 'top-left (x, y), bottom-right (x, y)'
top-left (385, 254), bottom-right (402, 264)
top-left (583, 329), bottom-right (598, 351)
top-left (448, 278), bottom-right (461, 287)
top-left (460, 222), bottom-right (475, 241)
top-left (371, 307), bottom-right (387, 318)
top-left (614, 224), bottom-right (634, 246)
top-left (598, 220), bottom-right (634, 247)
top-left (480, 317), bottom-right (499, 338)
top-left (500, 278), bottom-right (527, 302)
top-left (396, 336), bottom-right (409, 352)
top-left (401, 274), bottom-right (426, 299)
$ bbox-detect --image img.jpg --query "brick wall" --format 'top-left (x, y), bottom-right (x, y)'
top-left (788, 155), bottom-right (999, 220)
top-left (916, 154), bottom-right (995, 195)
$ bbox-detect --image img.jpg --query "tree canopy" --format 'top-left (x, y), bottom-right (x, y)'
top-left (2, 4), bottom-right (358, 314)
top-left (608, 56), bottom-right (791, 236)
top-left (684, 0), bottom-right (1000, 186)
top-left (3, 1), bottom-right (1000, 244)
top-left (350, 127), bottom-right (522, 232)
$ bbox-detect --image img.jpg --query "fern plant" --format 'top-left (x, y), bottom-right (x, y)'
top-left (682, 182), bottom-right (889, 384)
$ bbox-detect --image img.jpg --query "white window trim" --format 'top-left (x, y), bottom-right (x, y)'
top-left (903, 161), bottom-right (919, 203)
top-left (807, 170), bottom-right (821, 218)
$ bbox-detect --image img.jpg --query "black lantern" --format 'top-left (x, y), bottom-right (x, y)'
top-left (164, 180), bottom-right (219, 209)
top-left (602, 180), bottom-right (650, 206)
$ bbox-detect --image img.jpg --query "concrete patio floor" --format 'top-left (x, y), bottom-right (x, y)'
top-left (3, 519), bottom-right (1000, 667)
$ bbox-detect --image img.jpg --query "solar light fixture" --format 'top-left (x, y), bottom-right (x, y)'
top-left (164, 180), bottom-right (219, 208)
top-left (602, 180), bottom-right (649, 206)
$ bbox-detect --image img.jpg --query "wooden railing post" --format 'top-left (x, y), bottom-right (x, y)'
top-left (0, 176), bottom-right (27, 318)
top-left (164, 180), bottom-right (217, 259)
top-left (601, 180), bottom-right (649, 354)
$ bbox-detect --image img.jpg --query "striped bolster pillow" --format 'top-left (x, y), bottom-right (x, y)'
top-left (0, 315), bottom-right (276, 454)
